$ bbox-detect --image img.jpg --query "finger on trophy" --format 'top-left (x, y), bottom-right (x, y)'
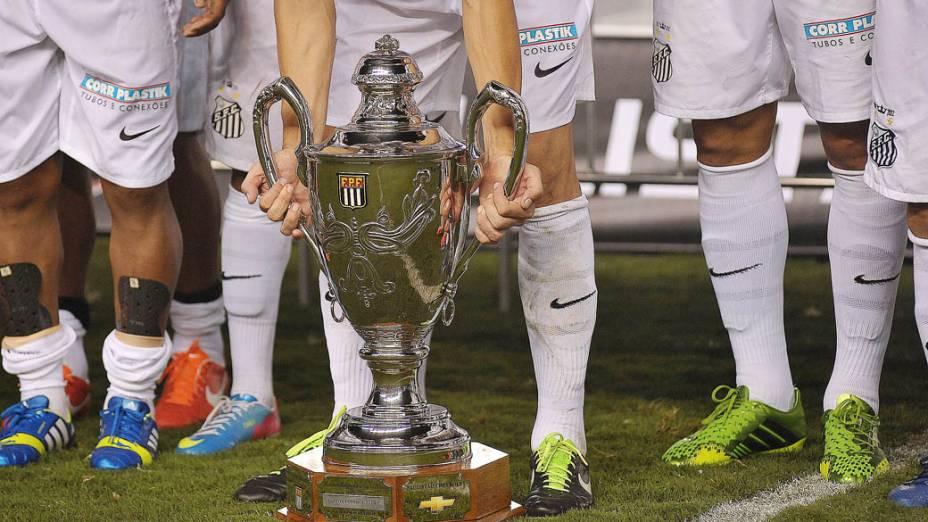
top-left (281, 202), bottom-right (304, 237)
top-left (476, 206), bottom-right (503, 244)
top-left (265, 183), bottom-right (294, 221)
top-left (242, 166), bottom-right (267, 204)
top-left (257, 180), bottom-right (286, 212)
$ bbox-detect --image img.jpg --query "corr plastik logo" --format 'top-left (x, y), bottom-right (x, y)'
top-left (79, 74), bottom-right (172, 103)
top-left (803, 12), bottom-right (875, 39)
top-left (519, 22), bottom-right (578, 47)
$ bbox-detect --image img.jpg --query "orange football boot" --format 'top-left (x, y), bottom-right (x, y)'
top-left (155, 340), bottom-right (229, 429)
top-left (63, 365), bottom-right (91, 418)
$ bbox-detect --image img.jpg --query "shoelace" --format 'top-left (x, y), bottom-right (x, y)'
top-left (826, 399), bottom-right (878, 457)
top-left (0, 401), bottom-right (36, 439)
top-left (285, 406), bottom-right (347, 458)
top-left (158, 351), bottom-right (205, 407)
top-left (535, 434), bottom-right (587, 493)
top-left (696, 385), bottom-right (758, 445)
top-left (194, 397), bottom-right (251, 437)
top-left (100, 406), bottom-right (147, 447)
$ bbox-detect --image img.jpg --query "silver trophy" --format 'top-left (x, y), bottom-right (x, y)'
top-left (254, 35), bottom-right (528, 471)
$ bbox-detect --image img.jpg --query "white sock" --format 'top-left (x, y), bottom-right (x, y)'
top-left (910, 233), bottom-right (928, 367)
top-left (822, 166), bottom-right (906, 413)
top-left (102, 330), bottom-right (171, 410)
top-left (59, 309), bottom-right (89, 381)
top-left (223, 189), bottom-right (291, 408)
top-left (698, 149), bottom-right (794, 411)
top-left (169, 296), bottom-right (226, 364)
top-left (319, 272), bottom-right (371, 417)
top-left (2, 325), bottom-right (75, 419)
top-left (519, 196), bottom-right (595, 453)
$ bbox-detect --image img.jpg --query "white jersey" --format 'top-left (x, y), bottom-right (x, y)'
top-left (327, 0), bottom-right (467, 129)
top-left (0, 0), bottom-right (180, 188)
top-left (863, 0), bottom-right (928, 202)
top-left (204, 0), bottom-right (593, 172)
top-left (652, 0), bottom-right (874, 123)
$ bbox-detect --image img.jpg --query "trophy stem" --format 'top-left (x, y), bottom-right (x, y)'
top-left (360, 342), bottom-right (428, 416)
top-left (322, 336), bottom-right (471, 469)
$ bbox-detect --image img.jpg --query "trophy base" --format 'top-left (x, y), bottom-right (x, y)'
top-left (324, 404), bottom-right (471, 469)
top-left (281, 442), bottom-right (524, 521)
top-left (277, 502), bottom-right (524, 522)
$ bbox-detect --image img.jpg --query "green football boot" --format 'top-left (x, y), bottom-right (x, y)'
top-left (820, 394), bottom-right (889, 484)
top-left (662, 385), bottom-right (807, 466)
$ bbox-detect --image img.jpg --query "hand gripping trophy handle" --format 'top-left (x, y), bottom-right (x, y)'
top-left (443, 80), bottom-right (530, 325)
top-left (253, 77), bottom-right (345, 322)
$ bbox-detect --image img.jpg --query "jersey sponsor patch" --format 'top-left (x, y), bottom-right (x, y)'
top-left (803, 12), bottom-right (875, 40)
top-left (338, 173), bottom-right (368, 209)
top-left (520, 22), bottom-right (579, 56)
top-left (652, 40), bottom-right (673, 83)
top-left (80, 74), bottom-right (172, 103)
top-left (870, 124), bottom-right (898, 168)
top-left (212, 96), bottom-right (244, 139)
top-left (78, 74), bottom-right (171, 112)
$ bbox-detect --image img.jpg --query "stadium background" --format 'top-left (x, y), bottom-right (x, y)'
top-left (3, 2), bottom-right (928, 521)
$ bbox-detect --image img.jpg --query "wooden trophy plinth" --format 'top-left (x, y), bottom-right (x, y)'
top-left (275, 443), bottom-right (524, 522)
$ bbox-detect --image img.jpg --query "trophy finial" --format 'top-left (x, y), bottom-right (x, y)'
top-left (375, 35), bottom-right (399, 53)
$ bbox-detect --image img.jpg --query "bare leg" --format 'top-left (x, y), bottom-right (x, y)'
top-left (0, 156), bottom-right (73, 419)
top-left (56, 156), bottom-right (95, 388)
top-left (169, 133), bottom-right (221, 295)
top-left (0, 155), bottom-right (62, 331)
top-left (101, 179), bottom-right (182, 340)
top-left (58, 156), bottom-right (96, 301)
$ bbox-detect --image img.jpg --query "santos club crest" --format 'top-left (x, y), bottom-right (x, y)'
top-left (212, 96), bottom-right (244, 139)
top-left (652, 39), bottom-right (673, 83)
top-left (338, 173), bottom-right (368, 209)
top-left (869, 123), bottom-right (897, 168)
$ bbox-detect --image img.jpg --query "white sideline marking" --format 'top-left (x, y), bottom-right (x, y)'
top-left (697, 434), bottom-right (928, 522)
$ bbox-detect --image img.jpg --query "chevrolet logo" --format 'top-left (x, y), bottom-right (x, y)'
top-left (419, 496), bottom-right (455, 513)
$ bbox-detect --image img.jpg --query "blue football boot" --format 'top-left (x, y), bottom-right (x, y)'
top-left (889, 456), bottom-right (928, 507)
top-left (90, 396), bottom-right (159, 470)
top-left (0, 395), bottom-right (74, 467)
top-left (176, 394), bottom-right (280, 456)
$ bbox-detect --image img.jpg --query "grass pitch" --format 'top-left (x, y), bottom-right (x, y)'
top-left (2, 240), bottom-right (928, 521)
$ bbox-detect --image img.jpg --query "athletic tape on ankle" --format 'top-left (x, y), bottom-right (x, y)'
top-left (1, 324), bottom-right (74, 392)
top-left (0, 263), bottom-right (53, 337)
top-left (102, 330), bottom-right (171, 400)
top-left (117, 276), bottom-right (170, 337)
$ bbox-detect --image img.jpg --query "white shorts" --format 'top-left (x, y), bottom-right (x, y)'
top-left (864, 0), bottom-right (928, 202)
top-left (0, 0), bottom-right (180, 188)
top-left (652, 0), bottom-right (874, 123)
top-left (203, 0), bottom-right (282, 172)
top-left (516, 0), bottom-right (595, 133)
top-left (177, 0), bottom-right (208, 133)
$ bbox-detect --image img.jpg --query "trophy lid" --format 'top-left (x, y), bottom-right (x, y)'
top-left (317, 35), bottom-right (463, 159)
top-left (351, 35), bottom-right (424, 91)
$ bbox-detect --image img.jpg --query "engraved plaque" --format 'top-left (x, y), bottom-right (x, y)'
top-left (318, 476), bottom-right (392, 522)
top-left (403, 473), bottom-right (471, 522)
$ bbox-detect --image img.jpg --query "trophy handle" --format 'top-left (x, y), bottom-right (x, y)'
top-left (253, 77), bottom-right (344, 321)
top-left (443, 81), bottom-right (529, 325)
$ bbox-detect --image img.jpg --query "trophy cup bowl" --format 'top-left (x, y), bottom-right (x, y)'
top-left (254, 36), bottom-right (529, 521)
